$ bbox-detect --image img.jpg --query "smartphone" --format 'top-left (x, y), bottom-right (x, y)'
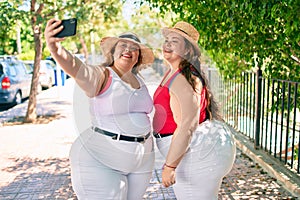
top-left (54, 18), bottom-right (77, 38)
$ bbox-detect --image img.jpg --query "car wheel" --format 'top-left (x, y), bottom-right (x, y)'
top-left (14, 91), bottom-right (22, 105)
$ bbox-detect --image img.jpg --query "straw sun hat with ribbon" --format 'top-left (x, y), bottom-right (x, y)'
top-left (162, 21), bottom-right (201, 57)
top-left (100, 32), bottom-right (155, 66)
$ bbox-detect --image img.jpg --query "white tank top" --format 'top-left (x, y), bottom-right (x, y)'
top-left (89, 68), bottom-right (153, 136)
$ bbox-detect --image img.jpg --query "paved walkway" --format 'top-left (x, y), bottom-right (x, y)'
top-left (0, 68), bottom-right (298, 199)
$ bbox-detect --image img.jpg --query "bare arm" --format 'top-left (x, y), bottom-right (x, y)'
top-left (161, 74), bottom-right (201, 187)
top-left (44, 18), bottom-right (106, 97)
top-left (165, 74), bottom-right (201, 167)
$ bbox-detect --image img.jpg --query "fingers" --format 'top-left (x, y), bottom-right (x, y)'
top-left (46, 18), bottom-right (58, 28)
top-left (161, 169), bottom-right (176, 188)
top-left (45, 19), bottom-right (64, 38)
top-left (162, 179), bottom-right (176, 188)
top-left (44, 19), bottom-right (65, 52)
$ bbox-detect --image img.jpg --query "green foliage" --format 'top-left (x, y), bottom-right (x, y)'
top-left (0, 0), bottom-right (127, 121)
top-left (144, 0), bottom-right (300, 82)
top-left (0, 0), bottom-right (124, 57)
top-left (126, 2), bottom-right (174, 58)
top-left (0, 1), bottom-right (27, 55)
top-left (18, 49), bottom-right (35, 60)
top-left (69, 0), bottom-right (124, 54)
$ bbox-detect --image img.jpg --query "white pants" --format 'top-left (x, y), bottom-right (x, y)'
top-left (156, 120), bottom-right (236, 200)
top-left (69, 128), bottom-right (155, 200)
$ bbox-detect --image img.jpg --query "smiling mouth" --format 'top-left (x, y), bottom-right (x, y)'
top-left (163, 48), bottom-right (172, 53)
top-left (121, 53), bottom-right (132, 58)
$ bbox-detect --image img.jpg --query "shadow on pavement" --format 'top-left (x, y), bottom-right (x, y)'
top-left (0, 157), bottom-right (77, 200)
top-left (0, 104), bottom-right (14, 112)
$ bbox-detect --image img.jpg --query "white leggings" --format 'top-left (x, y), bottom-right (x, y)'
top-left (156, 120), bottom-right (236, 200)
top-left (69, 128), bottom-right (155, 200)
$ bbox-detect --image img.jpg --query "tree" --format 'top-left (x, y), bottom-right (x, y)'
top-left (0, 1), bottom-right (27, 55)
top-left (1, 0), bottom-right (121, 122)
top-left (143, 0), bottom-right (300, 81)
top-left (125, 2), bottom-right (174, 57)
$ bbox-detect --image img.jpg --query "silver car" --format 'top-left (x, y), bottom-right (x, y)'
top-left (0, 56), bottom-right (32, 105)
top-left (24, 60), bottom-right (56, 89)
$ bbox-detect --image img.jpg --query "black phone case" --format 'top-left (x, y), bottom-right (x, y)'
top-left (55, 18), bottom-right (77, 38)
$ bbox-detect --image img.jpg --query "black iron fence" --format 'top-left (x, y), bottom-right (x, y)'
top-left (209, 68), bottom-right (300, 174)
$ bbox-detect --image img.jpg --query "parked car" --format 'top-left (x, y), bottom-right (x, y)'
top-left (24, 60), bottom-right (55, 89)
top-left (0, 56), bottom-right (32, 105)
top-left (46, 56), bottom-right (68, 85)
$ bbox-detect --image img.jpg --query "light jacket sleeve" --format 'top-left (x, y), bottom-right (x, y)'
top-left (51, 47), bottom-right (106, 97)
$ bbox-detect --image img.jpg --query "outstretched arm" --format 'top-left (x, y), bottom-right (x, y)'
top-left (44, 18), bottom-right (107, 97)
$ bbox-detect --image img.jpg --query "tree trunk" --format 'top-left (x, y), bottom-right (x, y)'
top-left (24, 25), bottom-right (42, 123)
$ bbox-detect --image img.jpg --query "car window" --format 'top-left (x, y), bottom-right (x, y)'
top-left (7, 64), bottom-right (17, 76)
top-left (0, 64), bottom-right (4, 75)
top-left (24, 63), bottom-right (33, 73)
top-left (45, 62), bottom-right (53, 70)
top-left (24, 62), bottom-right (34, 69)
top-left (48, 61), bottom-right (56, 69)
top-left (14, 62), bottom-right (27, 75)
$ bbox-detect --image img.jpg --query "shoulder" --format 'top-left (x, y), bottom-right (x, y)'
top-left (169, 73), bottom-right (204, 108)
top-left (170, 73), bottom-right (202, 95)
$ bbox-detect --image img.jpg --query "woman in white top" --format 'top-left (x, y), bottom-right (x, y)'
top-left (45, 19), bottom-right (155, 200)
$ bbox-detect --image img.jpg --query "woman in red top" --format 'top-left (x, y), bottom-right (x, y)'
top-left (153, 21), bottom-right (236, 199)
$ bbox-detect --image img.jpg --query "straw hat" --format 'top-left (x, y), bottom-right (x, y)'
top-left (100, 32), bottom-right (155, 65)
top-left (162, 21), bottom-right (200, 55)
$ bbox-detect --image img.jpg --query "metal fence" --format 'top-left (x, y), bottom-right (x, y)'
top-left (208, 68), bottom-right (300, 174)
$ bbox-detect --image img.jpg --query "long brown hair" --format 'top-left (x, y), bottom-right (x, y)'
top-left (179, 39), bottom-right (223, 121)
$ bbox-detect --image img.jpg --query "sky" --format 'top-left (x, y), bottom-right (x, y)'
top-left (122, 0), bottom-right (142, 23)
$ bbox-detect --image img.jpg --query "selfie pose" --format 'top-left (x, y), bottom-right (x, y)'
top-left (153, 21), bottom-right (236, 199)
top-left (45, 19), bottom-right (155, 199)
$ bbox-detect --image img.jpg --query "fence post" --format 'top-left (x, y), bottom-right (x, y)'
top-left (255, 68), bottom-right (262, 149)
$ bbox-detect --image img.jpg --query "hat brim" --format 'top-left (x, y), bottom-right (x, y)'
top-left (162, 27), bottom-right (201, 55)
top-left (100, 37), bottom-right (154, 65)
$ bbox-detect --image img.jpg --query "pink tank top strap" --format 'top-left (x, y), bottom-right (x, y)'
top-left (98, 68), bottom-right (113, 95)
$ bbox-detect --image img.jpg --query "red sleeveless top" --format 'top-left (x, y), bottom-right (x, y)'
top-left (153, 69), bottom-right (208, 134)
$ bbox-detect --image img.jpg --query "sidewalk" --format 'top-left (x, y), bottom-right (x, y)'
top-left (0, 68), bottom-right (298, 199)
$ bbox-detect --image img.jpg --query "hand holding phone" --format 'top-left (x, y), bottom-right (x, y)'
top-left (54, 18), bottom-right (77, 38)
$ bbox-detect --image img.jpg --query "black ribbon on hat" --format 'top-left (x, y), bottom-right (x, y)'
top-left (174, 28), bottom-right (190, 37)
top-left (119, 34), bottom-right (141, 43)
